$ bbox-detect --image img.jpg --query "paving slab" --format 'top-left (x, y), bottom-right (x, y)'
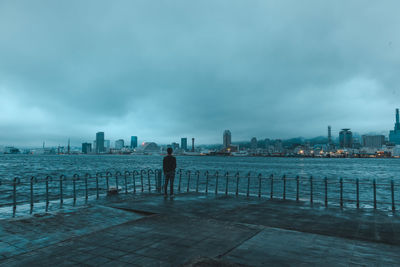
top-left (0, 192), bottom-right (399, 266)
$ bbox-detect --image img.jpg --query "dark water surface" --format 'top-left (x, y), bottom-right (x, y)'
top-left (1, 154), bottom-right (399, 181)
top-left (0, 154), bottom-right (399, 209)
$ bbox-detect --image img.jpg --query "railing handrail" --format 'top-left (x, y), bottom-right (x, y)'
top-left (1, 169), bottom-right (397, 217)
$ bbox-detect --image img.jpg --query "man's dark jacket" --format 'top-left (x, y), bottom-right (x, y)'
top-left (163, 155), bottom-right (176, 173)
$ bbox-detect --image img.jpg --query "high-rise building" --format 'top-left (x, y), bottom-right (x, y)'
top-left (223, 130), bottom-right (231, 148)
top-left (389, 109), bottom-right (400, 144)
top-left (115, 139), bottom-right (124, 150)
top-left (181, 138), bottom-right (187, 151)
top-left (82, 143), bottom-right (92, 154)
top-left (104, 140), bottom-right (110, 152)
top-left (191, 138), bottom-right (195, 152)
top-left (130, 136), bottom-right (138, 149)
top-left (339, 129), bottom-right (353, 148)
top-left (328, 126), bottom-right (332, 145)
top-left (171, 142), bottom-right (179, 151)
top-left (251, 137), bottom-right (258, 150)
top-left (96, 132), bottom-right (105, 153)
top-left (362, 135), bottom-right (385, 148)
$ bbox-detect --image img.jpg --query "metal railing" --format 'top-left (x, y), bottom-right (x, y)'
top-left (0, 169), bottom-right (398, 216)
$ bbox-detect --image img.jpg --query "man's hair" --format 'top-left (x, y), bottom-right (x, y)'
top-left (167, 147), bottom-right (173, 155)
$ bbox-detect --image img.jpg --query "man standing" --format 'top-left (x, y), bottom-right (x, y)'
top-left (163, 147), bottom-right (177, 197)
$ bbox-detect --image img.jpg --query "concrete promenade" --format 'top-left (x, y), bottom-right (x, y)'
top-left (1, 193), bottom-right (400, 266)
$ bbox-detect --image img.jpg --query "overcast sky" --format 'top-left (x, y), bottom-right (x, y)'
top-left (1, 1), bottom-right (399, 147)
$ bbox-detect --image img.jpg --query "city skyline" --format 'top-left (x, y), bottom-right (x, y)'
top-left (1, 1), bottom-right (399, 146)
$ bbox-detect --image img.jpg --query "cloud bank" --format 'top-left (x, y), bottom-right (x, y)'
top-left (1, 0), bottom-right (399, 146)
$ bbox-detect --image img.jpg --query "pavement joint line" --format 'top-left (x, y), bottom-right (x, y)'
top-left (109, 206), bottom-right (158, 216)
top-left (217, 227), bottom-right (264, 259)
top-left (0, 207), bottom-right (150, 261)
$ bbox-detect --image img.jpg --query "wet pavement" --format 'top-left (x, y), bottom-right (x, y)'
top-left (1, 193), bottom-right (400, 266)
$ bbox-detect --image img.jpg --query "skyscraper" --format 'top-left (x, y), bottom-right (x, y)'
top-left (339, 129), bottom-right (353, 148)
top-left (181, 138), bottom-right (187, 151)
top-left (131, 136), bottom-right (138, 149)
top-left (389, 109), bottom-right (400, 144)
top-left (115, 139), bottom-right (124, 150)
top-left (96, 132), bottom-right (105, 153)
top-left (328, 126), bottom-right (332, 145)
top-left (104, 140), bottom-right (110, 152)
top-left (223, 130), bottom-right (231, 148)
top-left (82, 143), bottom-right (92, 154)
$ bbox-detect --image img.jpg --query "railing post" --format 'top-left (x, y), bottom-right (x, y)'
top-left (157, 170), bottom-right (162, 193)
top-left (59, 175), bottom-right (65, 207)
top-left (215, 171), bottom-right (219, 195)
top-left (356, 178), bottom-right (359, 209)
top-left (310, 176), bottom-right (313, 204)
top-left (178, 169), bottom-right (182, 193)
top-left (115, 171), bottom-right (121, 192)
top-left (270, 174), bottom-right (274, 200)
top-left (30, 176), bottom-right (35, 214)
top-left (133, 171), bottom-right (138, 193)
top-left (205, 171), bottom-right (209, 193)
top-left (46, 176), bottom-right (50, 211)
top-left (195, 171), bottom-right (200, 193)
top-left (324, 177), bottom-right (328, 207)
top-left (13, 177), bottom-right (18, 216)
top-left (124, 171), bottom-right (130, 194)
top-left (340, 178), bottom-right (343, 208)
top-left (187, 171), bottom-right (191, 193)
top-left (391, 180), bottom-right (395, 212)
top-left (106, 172), bottom-right (111, 192)
top-left (373, 179), bottom-right (377, 209)
top-left (258, 174), bottom-right (262, 198)
top-left (73, 174), bottom-right (78, 205)
top-left (154, 170), bottom-right (158, 191)
top-left (147, 170), bottom-right (153, 192)
top-left (84, 173), bottom-right (89, 201)
top-left (140, 170), bottom-right (145, 192)
top-left (236, 172), bottom-right (240, 196)
top-left (96, 173), bottom-right (100, 199)
top-left (225, 172), bottom-right (229, 195)
top-left (296, 175), bottom-right (299, 202)
top-left (283, 175), bottom-right (286, 200)
top-left (247, 172), bottom-right (250, 197)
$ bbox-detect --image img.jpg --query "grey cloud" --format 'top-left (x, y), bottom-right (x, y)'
top-left (1, 0), bottom-right (400, 146)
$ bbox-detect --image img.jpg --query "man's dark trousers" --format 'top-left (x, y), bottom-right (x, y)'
top-left (164, 171), bottom-right (175, 195)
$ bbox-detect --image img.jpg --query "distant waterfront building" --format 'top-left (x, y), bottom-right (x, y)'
top-left (82, 143), bottom-right (92, 154)
top-left (115, 139), bottom-right (124, 150)
top-left (96, 132), bottom-right (105, 153)
top-left (104, 140), bottom-right (110, 152)
top-left (130, 136), bottom-right (138, 149)
top-left (362, 135), bottom-right (385, 148)
top-left (339, 129), bottom-right (353, 148)
top-left (171, 142), bottom-right (179, 151)
top-left (274, 139), bottom-right (283, 153)
top-left (181, 138), bottom-right (188, 151)
top-left (223, 130), bottom-right (232, 148)
top-left (264, 138), bottom-right (271, 149)
top-left (191, 138), bottom-right (195, 152)
top-left (389, 109), bottom-right (400, 144)
top-left (139, 142), bottom-right (159, 153)
top-left (250, 137), bottom-right (258, 150)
